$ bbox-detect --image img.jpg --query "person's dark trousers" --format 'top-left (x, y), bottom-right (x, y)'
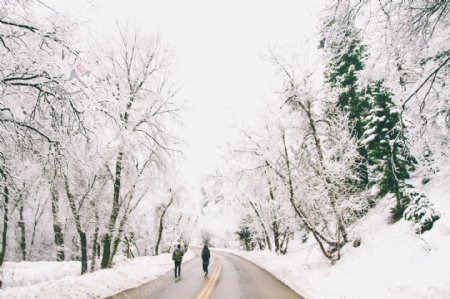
top-left (202, 262), bottom-right (209, 274)
top-left (174, 261), bottom-right (181, 277)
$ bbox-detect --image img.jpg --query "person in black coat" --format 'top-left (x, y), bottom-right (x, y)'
top-left (201, 245), bottom-right (210, 277)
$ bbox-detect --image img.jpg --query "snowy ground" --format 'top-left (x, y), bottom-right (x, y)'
top-left (0, 250), bottom-right (195, 299)
top-left (217, 170), bottom-right (450, 299)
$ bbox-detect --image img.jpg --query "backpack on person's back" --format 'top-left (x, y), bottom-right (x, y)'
top-left (172, 244), bottom-right (184, 278)
top-left (172, 247), bottom-right (184, 262)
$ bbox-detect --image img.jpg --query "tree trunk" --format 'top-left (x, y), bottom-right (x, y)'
top-left (257, 240), bottom-right (264, 250)
top-left (64, 175), bottom-right (87, 274)
top-left (101, 235), bottom-right (111, 268)
top-left (29, 197), bottom-right (45, 259)
top-left (80, 231), bottom-right (87, 274)
top-left (51, 184), bottom-right (65, 261)
top-left (90, 209), bottom-right (100, 272)
top-left (272, 221), bottom-right (280, 254)
top-left (281, 131), bottom-right (338, 261)
top-left (267, 180), bottom-right (280, 254)
top-left (154, 217), bottom-right (164, 256)
top-left (289, 101), bottom-right (349, 255)
top-left (18, 202), bottom-right (27, 261)
top-left (246, 199), bottom-right (272, 251)
top-left (110, 208), bottom-right (129, 264)
top-left (304, 101), bottom-right (349, 246)
top-left (0, 186), bottom-right (9, 266)
top-left (155, 191), bottom-right (175, 256)
top-left (101, 151), bottom-right (123, 269)
top-left (388, 153), bottom-right (402, 210)
top-left (280, 228), bottom-right (290, 255)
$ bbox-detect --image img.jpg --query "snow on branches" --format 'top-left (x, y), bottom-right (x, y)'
top-left (0, 0), bottom-right (186, 276)
top-left (403, 187), bottom-right (440, 234)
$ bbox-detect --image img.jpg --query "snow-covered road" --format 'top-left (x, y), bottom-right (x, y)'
top-left (106, 249), bottom-right (303, 299)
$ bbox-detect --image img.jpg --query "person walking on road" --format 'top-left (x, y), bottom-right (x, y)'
top-left (172, 244), bottom-right (184, 278)
top-left (201, 245), bottom-right (210, 277)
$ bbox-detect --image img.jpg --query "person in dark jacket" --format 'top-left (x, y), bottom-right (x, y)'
top-left (201, 245), bottom-right (210, 277)
top-left (172, 244), bottom-right (184, 278)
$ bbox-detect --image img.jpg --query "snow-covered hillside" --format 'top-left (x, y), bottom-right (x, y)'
top-left (218, 170), bottom-right (450, 299)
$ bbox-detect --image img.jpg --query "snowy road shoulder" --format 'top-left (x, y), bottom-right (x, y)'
top-left (214, 182), bottom-right (450, 299)
top-left (0, 250), bottom-right (195, 299)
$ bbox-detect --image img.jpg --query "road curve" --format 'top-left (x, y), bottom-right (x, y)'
top-left (105, 249), bottom-right (304, 299)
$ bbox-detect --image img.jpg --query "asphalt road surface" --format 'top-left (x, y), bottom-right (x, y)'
top-left (106, 249), bottom-right (304, 299)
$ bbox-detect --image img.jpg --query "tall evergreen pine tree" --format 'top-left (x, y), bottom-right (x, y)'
top-left (361, 80), bottom-right (416, 214)
top-left (322, 27), bottom-right (370, 186)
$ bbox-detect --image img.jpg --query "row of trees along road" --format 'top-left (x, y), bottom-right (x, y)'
top-left (208, 0), bottom-right (447, 263)
top-left (0, 0), bottom-right (193, 275)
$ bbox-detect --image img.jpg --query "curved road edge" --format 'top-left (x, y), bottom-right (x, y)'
top-left (103, 249), bottom-right (198, 299)
top-left (212, 248), bottom-right (306, 299)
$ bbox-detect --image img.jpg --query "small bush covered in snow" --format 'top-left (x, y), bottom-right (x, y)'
top-left (403, 188), bottom-right (440, 234)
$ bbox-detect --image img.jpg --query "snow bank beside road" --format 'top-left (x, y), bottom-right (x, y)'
top-left (1, 261), bottom-right (80, 288)
top-left (218, 172), bottom-right (450, 299)
top-left (0, 250), bottom-right (195, 299)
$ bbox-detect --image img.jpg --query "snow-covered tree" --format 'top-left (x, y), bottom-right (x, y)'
top-left (213, 75), bottom-right (369, 262)
top-left (321, 25), bottom-right (371, 187)
top-left (403, 187), bottom-right (440, 234)
top-left (322, 25), bottom-right (367, 123)
top-left (323, 0), bottom-right (450, 174)
top-left (361, 80), bottom-right (416, 218)
top-left (0, 1), bottom-right (189, 277)
top-left (91, 24), bottom-right (182, 269)
top-left (321, 2), bottom-right (444, 230)
top-left (0, 0), bottom-right (84, 265)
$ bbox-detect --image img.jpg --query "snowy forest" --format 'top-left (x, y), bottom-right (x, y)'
top-left (0, 0), bottom-right (199, 277)
top-left (0, 0), bottom-right (449, 298)
top-left (208, 0), bottom-right (448, 262)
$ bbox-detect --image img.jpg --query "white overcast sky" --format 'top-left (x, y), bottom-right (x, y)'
top-left (49, 0), bottom-right (324, 193)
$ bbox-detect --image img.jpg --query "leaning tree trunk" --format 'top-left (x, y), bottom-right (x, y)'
top-left (110, 207), bottom-right (129, 264)
top-left (0, 186), bottom-right (9, 266)
top-left (280, 132), bottom-right (339, 262)
top-left (155, 192), bottom-right (175, 256)
top-left (290, 100), bottom-right (349, 257)
top-left (29, 199), bottom-right (45, 259)
top-left (101, 151), bottom-right (123, 269)
top-left (64, 176), bottom-right (87, 274)
top-left (304, 101), bottom-right (348, 245)
top-left (247, 200), bottom-right (272, 251)
top-left (109, 155), bottom-right (150, 265)
top-left (154, 216), bottom-right (164, 256)
top-left (279, 228), bottom-right (290, 255)
top-left (110, 186), bottom-right (138, 264)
